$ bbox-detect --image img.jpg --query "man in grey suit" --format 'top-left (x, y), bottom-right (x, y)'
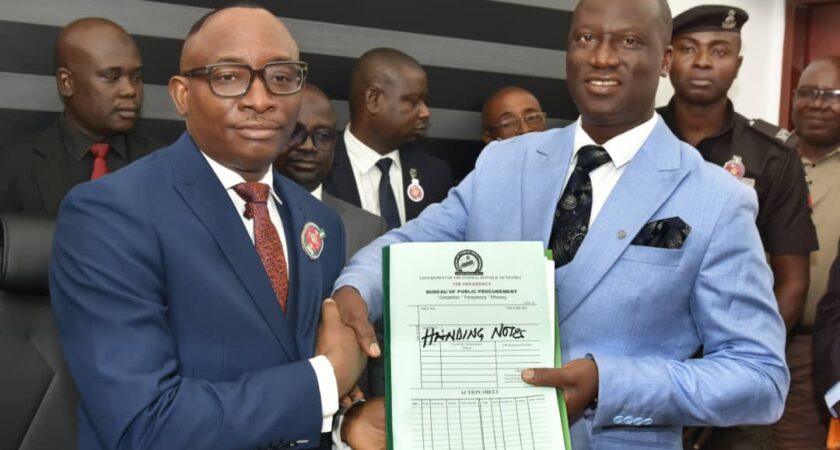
top-left (275, 84), bottom-right (388, 398)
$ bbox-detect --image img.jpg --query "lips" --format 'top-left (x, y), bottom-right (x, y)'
top-left (584, 77), bottom-right (621, 94)
top-left (114, 106), bottom-right (139, 120)
top-left (234, 121), bottom-right (281, 140)
top-left (687, 78), bottom-right (714, 88)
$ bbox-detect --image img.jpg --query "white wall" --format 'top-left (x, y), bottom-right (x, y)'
top-left (655, 0), bottom-right (787, 124)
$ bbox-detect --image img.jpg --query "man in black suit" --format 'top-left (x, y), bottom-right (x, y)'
top-left (276, 84), bottom-right (388, 262)
top-left (322, 47), bottom-right (453, 229)
top-left (0, 17), bottom-right (160, 214)
top-left (815, 241), bottom-right (840, 420)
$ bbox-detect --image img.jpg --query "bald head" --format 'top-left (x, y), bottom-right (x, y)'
top-left (55, 17), bottom-right (143, 139)
top-left (179, 6), bottom-right (298, 71)
top-left (348, 47), bottom-right (425, 117)
top-left (800, 56), bottom-right (840, 82)
top-left (56, 18), bottom-right (136, 68)
top-left (301, 84), bottom-right (336, 123)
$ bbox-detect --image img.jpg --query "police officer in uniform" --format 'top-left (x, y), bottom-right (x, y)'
top-left (657, 6), bottom-right (818, 448)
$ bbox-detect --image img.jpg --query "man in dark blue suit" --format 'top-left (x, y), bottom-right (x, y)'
top-left (49, 5), bottom-right (381, 449)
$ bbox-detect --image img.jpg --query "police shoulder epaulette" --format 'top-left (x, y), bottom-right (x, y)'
top-left (748, 118), bottom-right (799, 151)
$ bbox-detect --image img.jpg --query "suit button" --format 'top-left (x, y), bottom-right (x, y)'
top-left (643, 418), bottom-right (653, 426)
top-left (633, 417), bottom-right (644, 426)
top-left (613, 415), bottom-right (624, 424)
top-left (623, 416), bottom-right (635, 425)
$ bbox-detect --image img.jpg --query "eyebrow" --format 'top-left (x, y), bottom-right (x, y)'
top-left (676, 36), bottom-right (736, 47)
top-left (212, 55), bottom-right (296, 64)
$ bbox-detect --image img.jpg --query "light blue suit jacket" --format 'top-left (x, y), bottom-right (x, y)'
top-left (335, 119), bottom-right (788, 450)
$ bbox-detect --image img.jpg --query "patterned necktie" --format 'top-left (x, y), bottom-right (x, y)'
top-left (375, 158), bottom-right (401, 229)
top-left (89, 143), bottom-right (110, 180)
top-left (233, 182), bottom-right (289, 313)
top-left (549, 145), bottom-right (612, 267)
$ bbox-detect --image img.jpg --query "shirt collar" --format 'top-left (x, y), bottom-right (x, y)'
top-left (659, 97), bottom-right (736, 143)
top-left (58, 114), bottom-right (129, 161)
top-left (311, 184), bottom-right (323, 201)
top-left (344, 125), bottom-right (401, 174)
top-left (800, 144), bottom-right (840, 165)
top-left (572, 113), bottom-right (659, 169)
top-left (200, 150), bottom-right (282, 205)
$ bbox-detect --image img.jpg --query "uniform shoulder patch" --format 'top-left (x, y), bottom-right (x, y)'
top-left (749, 118), bottom-right (799, 151)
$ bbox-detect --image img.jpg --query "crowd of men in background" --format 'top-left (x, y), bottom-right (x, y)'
top-left (0, 1), bottom-right (838, 449)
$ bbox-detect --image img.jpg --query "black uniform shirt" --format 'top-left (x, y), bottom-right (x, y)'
top-left (58, 117), bottom-right (131, 184)
top-left (658, 99), bottom-right (818, 255)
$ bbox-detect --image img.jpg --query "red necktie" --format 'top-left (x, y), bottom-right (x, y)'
top-left (233, 182), bottom-right (289, 313)
top-left (89, 143), bottom-right (110, 180)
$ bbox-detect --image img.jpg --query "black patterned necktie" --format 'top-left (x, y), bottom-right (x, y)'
top-left (375, 158), bottom-right (401, 229)
top-left (549, 145), bottom-right (612, 267)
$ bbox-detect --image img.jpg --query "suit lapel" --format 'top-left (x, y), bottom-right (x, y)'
top-left (31, 123), bottom-right (77, 214)
top-left (556, 121), bottom-right (689, 322)
top-left (326, 139), bottom-right (362, 207)
top-left (168, 133), bottom-right (298, 361)
top-left (521, 129), bottom-right (575, 244)
top-left (274, 175), bottom-right (322, 359)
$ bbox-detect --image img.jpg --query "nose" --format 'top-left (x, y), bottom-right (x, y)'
top-left (591, 40), bottom-right (619, 68)
top-left (693, 48), bottom-right (712, 69)
top-left (239, 75), bottom-right (276, 113)
top-left (418, 101), bottom-right (431, 120)
top-left (117, 75), bottom-right (139, 98)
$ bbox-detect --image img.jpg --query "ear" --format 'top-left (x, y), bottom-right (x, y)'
top-left (735, 55), bottom-right (743, 79)
top-left (168, 75), bottom-right (190, 117)
top-left (481, 129), bottom-right (493, 144)
top-left (660, 44), bottom-right (674, 77)
top-left (56, 67), bottom-right (74, 98)
top-left (365, 86), bottom-right (382, 114)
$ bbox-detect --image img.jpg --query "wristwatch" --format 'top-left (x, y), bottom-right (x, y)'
top-left (331, 398), bottom-right (367, 449)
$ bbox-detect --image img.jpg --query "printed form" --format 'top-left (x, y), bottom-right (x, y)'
top-left (384, 241), bottom-right (569, 450)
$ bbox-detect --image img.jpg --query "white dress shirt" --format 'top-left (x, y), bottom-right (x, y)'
top-left (344, 126), bottom-right (406, 224)
top-left (202, 153), bottom-right (338, 432)
top-left (827, 382), bottom-right (840, 417)
top-left (569, 113), bottom-right (660, 226)
top-left (311, 184), bottom-right (323, 201)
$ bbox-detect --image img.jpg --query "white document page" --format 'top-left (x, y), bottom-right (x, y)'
top-left (386, 241), bottom-right (566, 450)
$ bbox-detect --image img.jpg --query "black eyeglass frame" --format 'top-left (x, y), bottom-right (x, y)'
top-left (793, 87), bottom-right (840, 103)
top-left (288, 126), bottom-right (339, 151)
top-left (181, 61), bottom-right (309, 98)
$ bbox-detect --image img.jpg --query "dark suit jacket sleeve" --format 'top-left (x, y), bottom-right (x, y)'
top-left (50, 182), bottom-right (325, 450)
top-left (815, 241), bottom-right (840, 404)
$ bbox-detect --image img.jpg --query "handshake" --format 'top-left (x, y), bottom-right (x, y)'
top-left (315, 298), bottom-right (385, 449)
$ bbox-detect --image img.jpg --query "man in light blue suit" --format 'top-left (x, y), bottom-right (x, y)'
top-left (331, 0), bottom-right (788, 448)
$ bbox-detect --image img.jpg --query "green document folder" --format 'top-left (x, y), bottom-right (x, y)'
top-left (383, 241), bottom-right (571, 450)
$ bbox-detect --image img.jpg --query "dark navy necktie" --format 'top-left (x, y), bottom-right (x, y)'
top-left (549, 145), bottom-right (612, 267)
top-left (376, 158), bottom-right (401, 229)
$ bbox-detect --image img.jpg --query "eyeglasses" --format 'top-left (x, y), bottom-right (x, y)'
top-left (794, 87), bottom-right (840, 104)
top-left (182, 61), bottom-right (308, 97)
top-left (288, 125), bottom-right (338, 151)
top-left (488, 111), bottom-right (548, 136)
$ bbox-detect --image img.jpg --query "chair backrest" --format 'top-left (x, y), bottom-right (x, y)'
top-left (0, 214), bottom-right (78, 450)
